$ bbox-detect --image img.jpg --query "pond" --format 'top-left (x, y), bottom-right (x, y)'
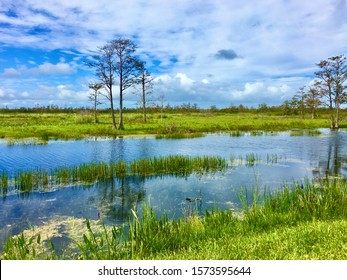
top-left (1, 129), bottom-right (347, 248)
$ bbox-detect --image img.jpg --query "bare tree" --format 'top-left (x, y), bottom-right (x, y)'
top-left (86, 38), bottom-right (140, 130)
top-left (134, 62), bottom-right (154, 122)
top-left (158, 94), bottom-right (165, 121)
top-left (86, 43), bottom-right (118, 129)
top-left (111, 38), bottom-right (140, 130)
top-left (292, 86), bottom-right (306, 119)
top-left (88, 82), bottom-right (103, 123)
top-left (305, 85), bottom-right (322, 119)
top-left (315, 55), bottom-right (347, 129)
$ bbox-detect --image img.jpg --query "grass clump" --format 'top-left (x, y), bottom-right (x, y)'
top-left (0, 155), bottom-right (227, 196)
top-left (129, 155), bottom-right (226, 177)
top-left (0, 171), bottom-right (8, 196)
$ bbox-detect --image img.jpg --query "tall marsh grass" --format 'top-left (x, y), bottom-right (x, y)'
top-left (0, 155), bottom-right (227, 196)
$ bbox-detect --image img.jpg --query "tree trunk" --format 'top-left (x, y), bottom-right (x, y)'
top-left (110, 91), bottom-right (117, 130)
top-left (118, 82), bottom-right (124, 130)
top-left (94, 97), bottom-right (97, 123)
top-left (142, 77), bottom-right (146, 123)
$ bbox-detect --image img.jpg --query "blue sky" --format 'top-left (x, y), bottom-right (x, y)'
top-left (0, 0), bottom-right (346, 108)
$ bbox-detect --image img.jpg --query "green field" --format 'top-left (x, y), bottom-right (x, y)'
top-left (0, 108), bottom-right (339, 141)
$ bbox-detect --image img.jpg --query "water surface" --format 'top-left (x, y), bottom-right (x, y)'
top-left (1, 129), bottom-right (347, 246)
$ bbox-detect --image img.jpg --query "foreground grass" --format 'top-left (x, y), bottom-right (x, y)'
top-left (155, 219), bottom-right (347, 260)
top-left (0, 110), bottom-right (337, 140)
top-left (2, 180), bottom-right (347, 260)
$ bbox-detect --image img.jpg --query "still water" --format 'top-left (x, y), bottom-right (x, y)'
top-left (1, 129), bottom-right (347, 245)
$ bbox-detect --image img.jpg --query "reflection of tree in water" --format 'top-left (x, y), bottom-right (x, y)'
top-left (93, 176), bottom-right (146, 223)
top-left (314, 131), bottom-right (347, 179)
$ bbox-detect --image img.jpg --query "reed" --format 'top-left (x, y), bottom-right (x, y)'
top-left (129, 155), bottom-right (226, 177)
top-left (155, 132), bottom-right (204, 139)
top-left (1, 155), bottom-right (227, 196)
top-left (1, 171), bottom-right (8, 195)
top-left (290, 129), bottom-right (322, 137)
top-left (245, 153), bottom-right (260, 166)
top-left (230, 130), bottom-right (245, 137)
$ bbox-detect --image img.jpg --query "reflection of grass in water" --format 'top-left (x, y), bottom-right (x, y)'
top-left (230, 153), bottom-right (287, 166)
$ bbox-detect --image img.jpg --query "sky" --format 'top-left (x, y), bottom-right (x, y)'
top-left (0, 0), bottom-right (346, 109)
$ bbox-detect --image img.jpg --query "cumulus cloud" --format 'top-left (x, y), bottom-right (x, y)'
top-left (175, 73), bottom-right (195, 88)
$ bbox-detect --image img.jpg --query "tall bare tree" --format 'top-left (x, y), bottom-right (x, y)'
top-left (111, 38), bottom-right (140, 130)
top-left (86, 43), bottom-right (118, 129)
top-left (134, 62), bottom-right (154, 122)
top-left (315, 55), bottom-right (347, 129)
top-left (86, 38), bottom-right (140, 130)
top-left (88, 82), bottom-right (103, 123)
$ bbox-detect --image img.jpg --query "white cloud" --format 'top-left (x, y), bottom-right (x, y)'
top-left (0, 0), bottom-right (346, 107)
top-left (1, 61), bottom-right (75, 77)
top-left (267, 86), bottom-right (278, 94)
top-left (2, 68), bottom-right (21, 77)
top-left (244, 82), bottom-right (264, 94)
top-left (175, 73), bottom-right (195, 88)
top-left (21, 91), bottom-right (29, 97)
top-left (34, 62), bottom-right (73, 75)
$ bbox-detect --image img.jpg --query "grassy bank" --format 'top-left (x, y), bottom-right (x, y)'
top-left (0, 110), bottom-right (338, 140)
top-left (2, 179), bottom-right (347, 260)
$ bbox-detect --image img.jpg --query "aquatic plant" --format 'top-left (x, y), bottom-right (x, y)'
top-left (129, 155), bottom-right (226, 177)
top-left (230, 130), bottom-right (245, 137)
top-left (3, 232), bottom-right (56, 260)
top-left (290, 129), bottom-right (322, 137)
top-left (0, 155), bottom-right (227, 196)
top-left (155, 132), bottom-right (204, 139)
top-left (1, 171), bottom-right (8, 195)
top-left (245, 153), bottom-right (261, 166)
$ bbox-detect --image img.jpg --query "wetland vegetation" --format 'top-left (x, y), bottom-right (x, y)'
top-left (2, 178), bottom-right (347, 260)
top-left (0, 106), bottom-right (342, 141)
top-left (1, 106), bottom-right (347, 260)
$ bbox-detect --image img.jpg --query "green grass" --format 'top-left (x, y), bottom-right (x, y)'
top-left (2, 179), bottom-right (347, 260)
top-left (0, 110), bottom-right (336, 140)
top-left (0, 155), bottom-right (227, 196)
